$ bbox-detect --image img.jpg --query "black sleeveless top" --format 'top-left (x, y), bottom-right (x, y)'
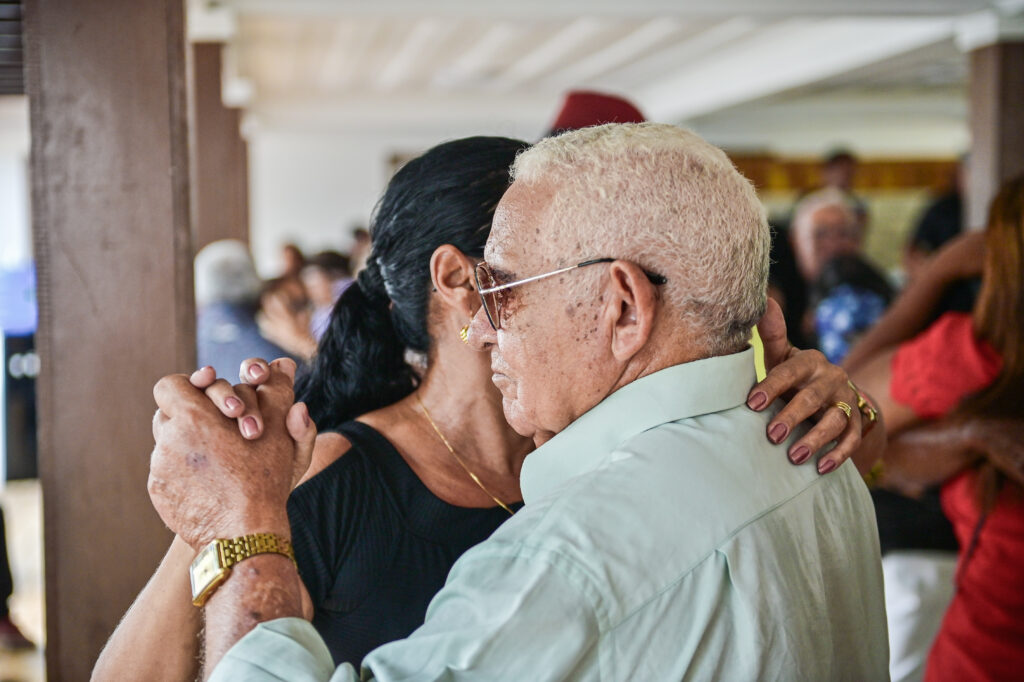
top-left (287, 421), bottom-right (522, 666)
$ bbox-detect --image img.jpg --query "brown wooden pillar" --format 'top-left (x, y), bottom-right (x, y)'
top-left (967, 40), bottom-right (1024, 228)
top-left (192, 41), bottom-right (250, 250)
top-left (23, 0), bottom-right (193, 678)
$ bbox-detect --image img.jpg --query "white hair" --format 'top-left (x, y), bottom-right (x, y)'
top-left (194, 239), bottom-right (263, 307)
top-left (512, 122), bottom-right (770, 356)
top-left (791, 187), bottom-right (860, 243)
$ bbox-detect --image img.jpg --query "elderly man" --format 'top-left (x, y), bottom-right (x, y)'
top-left (790, 188), bottom-right (866, 285)
top-left (149, 124), bottom-right (887, 680)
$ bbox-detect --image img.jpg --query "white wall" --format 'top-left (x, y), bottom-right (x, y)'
top-left (246, 111), bottom-right (546, 277)
top-left (0, 97), bottom-right (31, 269)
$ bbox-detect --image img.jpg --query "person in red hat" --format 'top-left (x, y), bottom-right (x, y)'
top-left (545, 90), bottom-right (645, 136)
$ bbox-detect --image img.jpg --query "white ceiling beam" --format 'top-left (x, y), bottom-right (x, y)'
top-left (244, 92), bottom-right (555, 133)
top-left (489, 18), bottom-right (610, 91)
top-left (432, 22), bottom-right (525, 89)
top-left (637, 18), bottom-right (957, 122)
top-left (221, 0), bottom-right (993, 19)
top-left (315, 21), bottom-right (362, 90)
top-left (599, 17), bottom-right (759, 92)
top-left (375, 19), bottom-right (452, 91)
top-left (540, 18), bottom-right (683, 89)
top-left (954, 9), bottom-right (1024, 51)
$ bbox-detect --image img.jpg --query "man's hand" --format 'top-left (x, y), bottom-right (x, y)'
top-left (749, 298), bottom-right (867, 474)
top-left (148, 359), bottom-right (316, 550)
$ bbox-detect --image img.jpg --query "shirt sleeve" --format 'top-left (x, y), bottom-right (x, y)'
top-left (210, 542), bottom-right (600, 681)
top-left (890, 311), bottom-right (1003, 419)
top-left (209, 618), bottom-right (359, 682)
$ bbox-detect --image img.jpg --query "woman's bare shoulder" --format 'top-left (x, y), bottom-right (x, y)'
top-left (296, 431), bottom-right (353, 486)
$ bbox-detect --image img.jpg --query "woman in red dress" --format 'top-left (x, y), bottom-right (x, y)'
top-left (851, 175), bottom-right (1024, 681)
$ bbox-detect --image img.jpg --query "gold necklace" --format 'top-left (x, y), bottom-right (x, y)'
top-left (414, 394), bottom-right (514, 515)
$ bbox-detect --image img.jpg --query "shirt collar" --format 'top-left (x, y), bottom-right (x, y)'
top-left (520, 348), bottom-right (756, 504)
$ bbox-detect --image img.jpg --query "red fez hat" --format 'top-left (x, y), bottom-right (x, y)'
top-left (548, 90), bottom-right (646, 135)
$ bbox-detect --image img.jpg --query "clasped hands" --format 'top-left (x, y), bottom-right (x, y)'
top-left (148, 358), bottom-right (317, 550)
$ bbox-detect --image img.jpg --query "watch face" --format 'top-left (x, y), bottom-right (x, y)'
top-left (190, 541), bottom-right (225, 599)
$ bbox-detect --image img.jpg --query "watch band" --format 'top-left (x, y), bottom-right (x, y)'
top-left (190, 532), bottom-right (296, 607)
top-left (847, 380), bottom-right (879, 436)
top-left (219, 532), bottom-right (296, 570)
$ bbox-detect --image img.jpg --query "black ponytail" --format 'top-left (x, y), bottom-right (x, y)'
top-left (297, 136), bottom-right (529, 432)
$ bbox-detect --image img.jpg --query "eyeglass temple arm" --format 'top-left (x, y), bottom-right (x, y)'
top-left (477, 262), bottom-right (596, 294)
top-left (579, 258), bottom-right (667, 285)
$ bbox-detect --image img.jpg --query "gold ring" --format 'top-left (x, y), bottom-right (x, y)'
top-left (834, 401), bottom-right (853, 420)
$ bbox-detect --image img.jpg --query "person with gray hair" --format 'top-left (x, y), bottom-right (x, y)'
top-left (148, 125), bottom-right (887, 680)
top-left (790, 187), bottom-right (865, 285)
top-left (194, 239), bottom-right (295, 377)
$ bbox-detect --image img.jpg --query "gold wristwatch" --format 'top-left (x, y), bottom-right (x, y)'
top-left (190, 532), bottom-right (296, 607)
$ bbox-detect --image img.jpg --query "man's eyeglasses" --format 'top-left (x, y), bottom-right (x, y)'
top-left (474, 258), bottom-right (667, 330)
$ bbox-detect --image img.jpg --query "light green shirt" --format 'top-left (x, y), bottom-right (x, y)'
top-left (212, 348), bottom-right (888, 681)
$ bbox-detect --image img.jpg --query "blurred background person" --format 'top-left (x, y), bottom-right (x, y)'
top-left (544, 89), bottom-right (645, 137)
top-left (195, 239), bottom-right (297, 377)
top-left (0, 507), bottom-right (33, 651)
top-left (811, 253), bottom-right (895, 364)
top-left (820, 148), bottom-right (868, 226)
top-left (302, 250), bottom-right (354, 341)
top-left (279, 242), bottom-right (306, 280)
top-left (788, 188), bottom-right (871, 346)
top-left (903, 158), bottom-right (965, 286)
top-left (349, 227), bottom-right (371, 276)
top-left (256, 273), bottom-right (316, 362)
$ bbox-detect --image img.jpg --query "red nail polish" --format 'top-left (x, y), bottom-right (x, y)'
top-left (769, 422), bottom-right (788, 443)
top-left (747, 391), bottom-right (767, 410)
top-left (818, 459), bottom-right (837, 474)
top-left (790, 446), bottom-right (810, 464)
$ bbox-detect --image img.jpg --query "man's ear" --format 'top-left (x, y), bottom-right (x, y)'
top-left (604, 261), bottom-right (658, 362)
top-left (429, 244), bottom-right (479, 319)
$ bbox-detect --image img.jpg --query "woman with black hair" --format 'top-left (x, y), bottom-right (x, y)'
top-left (94, 136), bottom-right (875, 681)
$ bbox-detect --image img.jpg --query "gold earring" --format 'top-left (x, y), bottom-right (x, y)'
top-left (459, 324), bottom-right (470, 344)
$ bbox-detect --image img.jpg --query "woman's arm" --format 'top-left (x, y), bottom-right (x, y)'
top-left (844, 231), bottom-right (984, 372)
top-left (849, 348), bottom-right (919, 438)
top-left (879, 417), bottom-right (1024, 498)
top-left (877, 423), bottom-right (980, 498)
top-left (91, 536), bottom-right (202, 682)
top-left (92, 513), bottom-right (317, 682)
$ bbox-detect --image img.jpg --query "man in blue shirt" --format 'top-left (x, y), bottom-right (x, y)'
top-left (150, 123), bottom-right (887, 680)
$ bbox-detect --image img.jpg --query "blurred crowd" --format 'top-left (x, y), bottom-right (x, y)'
top-left (194, 229), bottom-right (369, 378)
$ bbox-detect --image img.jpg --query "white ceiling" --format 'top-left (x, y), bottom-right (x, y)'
top-left (190, 0), bottom-right (1024, 152)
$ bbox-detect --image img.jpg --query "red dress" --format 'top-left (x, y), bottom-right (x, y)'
top-left (891, 312), bottom-right (1024, 681)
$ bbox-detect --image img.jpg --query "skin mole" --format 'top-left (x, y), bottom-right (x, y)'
top-left (186, 452), bottom-right (207, 469)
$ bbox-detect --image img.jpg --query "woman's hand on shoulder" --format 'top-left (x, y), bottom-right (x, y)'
top-left (750, 299), bottom-right (870, 474)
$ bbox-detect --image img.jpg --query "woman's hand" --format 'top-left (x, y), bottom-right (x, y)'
top-left (188, 358), bottom-right (275, 438)
top-left (186, 358), bottom-right (314, 487)
top-left (750, 299), bottom-right (874, 474)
